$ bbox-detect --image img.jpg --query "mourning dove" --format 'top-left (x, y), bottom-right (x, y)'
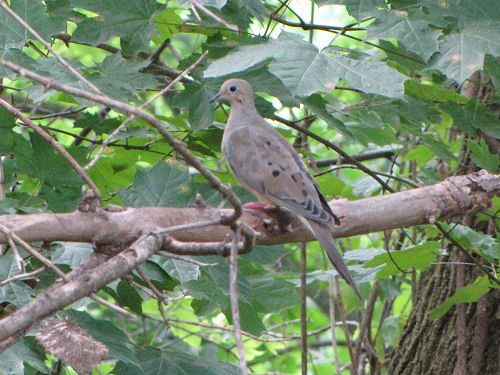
top-left (211, 79), bottom-right (361, 299)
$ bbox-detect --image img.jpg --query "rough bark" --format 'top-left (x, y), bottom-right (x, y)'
top-left (388, 70), bottom-right (500, 375)
top-left (0, 171), bottom-right (497, 247)
top-left (388, 252), bottom-right (499, 375)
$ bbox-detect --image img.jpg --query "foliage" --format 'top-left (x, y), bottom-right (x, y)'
top-left (0, 0), bottom-right (499, 374)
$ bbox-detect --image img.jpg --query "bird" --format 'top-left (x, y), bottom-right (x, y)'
top-left (210, 79), bottom-right (361, 300)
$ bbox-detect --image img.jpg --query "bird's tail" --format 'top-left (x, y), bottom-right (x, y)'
top-left (308, 220), bottom-right (362, 300)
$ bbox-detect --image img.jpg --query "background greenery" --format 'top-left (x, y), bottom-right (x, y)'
top-left (0, 0), bottom-right (499, 374)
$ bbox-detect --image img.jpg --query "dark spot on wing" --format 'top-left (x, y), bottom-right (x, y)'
top-left (268, 161), bottom-right (273, 166)
top-left (311, 204), bottom-right (320, 216)
top-left (272, 170), bottom-right (280, 177)
top-left (302, 189), bottom-right (308, 196)
top-left (319, 210), bottom-right (328, 220)
top-left (291, 175), bottom-right (297, 182)
top-left (305, 199), bottom-right (313, 211)
top-left (280, 165), bottom-right (286, 171)
top-left (266, 141), bottom-right (271, 145)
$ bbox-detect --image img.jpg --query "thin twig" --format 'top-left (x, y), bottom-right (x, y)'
top-left (300, 242), bottom-right (307, 375)
top-left (269, 10), bottom-right (423, 64)
top-left (136, 267), bottom-right (172, 328)
top-left (314, 164), bottom-right (419, 188)
top-left (315, 149), bottom-right (397, 167)
top-left (272, 114), bottom-right (395, 193)
top-left (354, 280), bottom-right (378, 369)
top-left (0, 98), bottom-right (101, 199)
top-left (165, 317), bottom-right (292, 342)
top-left (334, 276), bottom-right (358, 375)
top-left (0, 157), bottom-right (3, 255)
top-left (85, 50), bottom-right (209, 170)
top-left (90, 294), bottom-right (135, 317)
top-left (156, 252), bottom-right (217, 267)
top-left (40, 124), bottom-right (164, 154)
top-left (229, 227), bottom-right (248, 374)
top-left (0, 267), bottom-right (45, 287)
top-left (189, 0), bottom-right (239, 32)
top-left (136, 267), bottom-right (169, 304)
top-left (329, 276), bottom-right (341, 375)
top-left (30, 106), bottom-right (88, 120)
top-left (0, 1), bottom-right (101, 93)
top-left (0, 224), bottom-right (68, 280)
top-left (156, 218), bottom-right (221, 234)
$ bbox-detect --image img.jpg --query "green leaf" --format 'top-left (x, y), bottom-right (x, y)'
top-left (369, 8), bottom-right (441, 62)
top-left (250, 277), bottom-right (301, 313)
top-left (0, 338), bottom-right (49, 375)
top-left (172, 83), bottom-right (215, 131)
top-left (440, 100), bottom-right (500, 138)
top-left (89, 55), bottom-right (159, 101)
top-left (365, 242), bottom-right (440, 278)
top-left (403, 145), bottom-right (435, 166)
top-left (205, 32), bottom-right (407, 98)
top-left (445, 224), bottom-right (500, 260)
top-left (0, 107), bottom-right (25, 154)
top-left (405, 80), bottom-right (468, 103)
top-left (119, 162), bottom-right (201, 208)
top-left (381, 315), bottom-right (402, 347)
top-left (484, 53), bottom-right (500, 90)
top-left (347, 124), bottom-right (397, 147)
top-left (140, 260), bottom-right (180, 291)
top-left (343, 248), bottom-right (386, 262)
top-left (432, 22), bottom-right (500, 83)
top-left (467, 139), bottom-right (500, 173)
top-left (0, 259), bottom-right (33, 306)
top-left (71, 0), bottom-right (163, 55)
top-left (52, 242), bottom-right (94, 268)
top-left (160, 257), bottom-right (200, 283)
top-left (0, 252), bottom-right (21, 280)
top-left (113, 348), bottom-right (240, 375)
top-left (117, 280), bottom-right (143, 315)
top-left (241, 244), bottom-right (288, 265)
top-left (429, 276), bottom-right (495, 319)
top-left (0, 0), bottom-right (65, 52)
top-left (303, 94), bottom-right (351, 137)
top-left (316, 0), bottom-right (387, 21)
top-left (74, 113), bottom-right (122, 135)
top-left (221, 300), bottom-right (265, 335)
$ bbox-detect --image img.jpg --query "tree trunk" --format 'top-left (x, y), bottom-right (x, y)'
top-left (388, 251), bottom-right (499, 375)
top-left (389, 69), bottom-right (500, 375)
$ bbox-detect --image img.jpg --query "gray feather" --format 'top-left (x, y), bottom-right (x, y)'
top-left (307, 220), bottom-right (362, 300)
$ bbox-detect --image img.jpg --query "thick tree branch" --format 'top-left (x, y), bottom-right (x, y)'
top-left (0, 232), bottom-right (164, 351)
top-left (0, 171), bottom-right (497, 247)
top-left (0, 171), bottom-right (497, 353)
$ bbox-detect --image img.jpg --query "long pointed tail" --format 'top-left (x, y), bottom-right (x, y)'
top-left (308, 220), bottom-right (362, 300)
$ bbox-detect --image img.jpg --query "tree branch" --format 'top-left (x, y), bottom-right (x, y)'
top-left (0, 232), bottom-right (164, 351)
top-left (0, 171), bottom-right (497, 246)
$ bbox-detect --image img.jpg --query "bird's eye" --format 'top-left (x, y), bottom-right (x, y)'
top-left (229, 85), bottom-right (237, 93)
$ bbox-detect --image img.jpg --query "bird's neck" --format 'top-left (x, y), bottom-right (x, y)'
top-left (228, 99), bottom-right (259, 123)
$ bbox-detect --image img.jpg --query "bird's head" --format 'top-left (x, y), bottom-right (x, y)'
top-left (210, 79), bottom-right (254, 106)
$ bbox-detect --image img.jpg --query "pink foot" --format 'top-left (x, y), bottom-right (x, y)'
top-left (243, 201), bottom-right (274, 210)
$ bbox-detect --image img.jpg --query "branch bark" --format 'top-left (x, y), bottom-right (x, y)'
top-left (0, 170), bottom-right (497, 246)
top-left (0, 232), bottom-right (165, 352)
top-left (0, 170), bottom-right (498, 352)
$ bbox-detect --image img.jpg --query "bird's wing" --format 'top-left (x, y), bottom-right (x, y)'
top-left (222, 123), bottom-right (337, 225)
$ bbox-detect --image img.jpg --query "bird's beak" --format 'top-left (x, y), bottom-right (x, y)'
top-left (209, 93), bottom-right (221, 103)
